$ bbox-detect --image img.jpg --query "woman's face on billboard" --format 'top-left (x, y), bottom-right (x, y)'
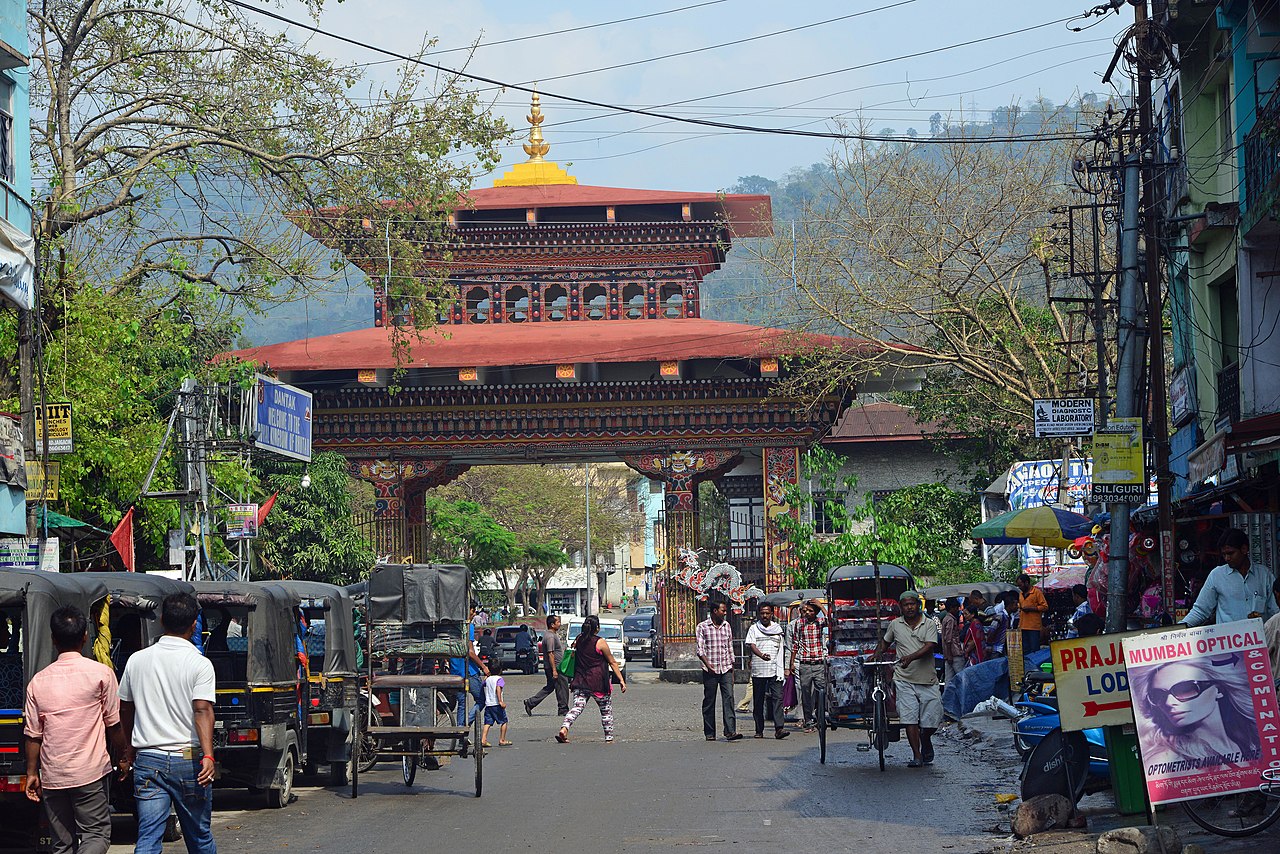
top-left (1149, 662), bottom-right (1219, 729)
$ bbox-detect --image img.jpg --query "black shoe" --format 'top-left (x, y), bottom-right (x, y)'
top-left (523, 700), bottom-right (533, 717)
top-left (725, 733), bottom-right (744, 742)
top-left (776, 730), bottom-right (790, 739)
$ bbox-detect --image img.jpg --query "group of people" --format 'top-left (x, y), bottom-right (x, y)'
top-left (23, 593), bottom-right (218, 854)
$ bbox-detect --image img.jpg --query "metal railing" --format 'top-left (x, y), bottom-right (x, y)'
top-left (1217, 361), bottom-right (1240, 424)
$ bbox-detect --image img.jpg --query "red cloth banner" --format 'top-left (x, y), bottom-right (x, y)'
top-left (257, 493), bottom-right (278, 527)
top-left (110, 506), bottom-right (135, 572)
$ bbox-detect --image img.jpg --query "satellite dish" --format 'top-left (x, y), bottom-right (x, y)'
top-left (1021, 727), bottom-right (1090, 805)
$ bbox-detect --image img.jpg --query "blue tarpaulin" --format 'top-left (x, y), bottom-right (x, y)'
top-left (943, 648), bottom-right (1053, 719)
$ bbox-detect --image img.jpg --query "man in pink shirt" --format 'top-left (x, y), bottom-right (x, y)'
top-left (23, 605), bottom-right (126, 854)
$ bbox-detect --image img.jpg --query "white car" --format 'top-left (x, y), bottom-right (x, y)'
top-left (565, 616), bottom-right (627, 683)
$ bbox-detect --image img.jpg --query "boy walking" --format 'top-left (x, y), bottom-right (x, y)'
top-left (481, 660), bottom-right (512, 748)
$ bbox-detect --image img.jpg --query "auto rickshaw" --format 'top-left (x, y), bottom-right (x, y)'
top-left (0, 569), bottom-right (109, 850)
top-left (191, 581), bottom-right (305, 809)
top-left (64, 572), bottom-right (194, 842)
top-left (272, 580), bottom-right (359, 786)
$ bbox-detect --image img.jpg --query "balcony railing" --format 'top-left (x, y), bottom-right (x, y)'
top-left (0, 109), bottom-right (11, 185)
top-left (1217, 361), bottom-right (1240, 424)
top-left (1244, 96), bottom-right (1280, 220)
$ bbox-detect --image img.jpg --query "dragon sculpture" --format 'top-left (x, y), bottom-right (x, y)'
top-left (676, 547), bottom-right (764, 613)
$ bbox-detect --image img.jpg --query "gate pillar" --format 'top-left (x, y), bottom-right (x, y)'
top-left (621, 450), bottom-right (740, 668)
top-left (346, 458), bottom-right (469, 560)
top-left (763, 446), bottom-right (801, 593)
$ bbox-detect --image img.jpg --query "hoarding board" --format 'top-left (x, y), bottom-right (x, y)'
top-left (33, 402), bottom-right (74, 455)
top-left (1091, 418), bottom-right (1146, 501)
top-left (23, 461), bottom-right (60, 501)
top-left (253, 375), bottom-right (312, 462)
top-left (0, 538), bottom-right (59, 571)
top-left (1033, 398), bottom-right (1096, 438)
top-left (1052, 629), bottom-right (1151, 731)
top-left (1122, 620), bottom-right (1280, 805)
top-left (226, 503), bottom-right (258, 540)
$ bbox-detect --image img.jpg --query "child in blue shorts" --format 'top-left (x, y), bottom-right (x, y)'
top-left (482, 659), bottom-right (512, 747)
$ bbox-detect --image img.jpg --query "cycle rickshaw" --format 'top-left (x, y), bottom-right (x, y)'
top-left (814, 563), bottom-right (916, 770)
top-left (353, 563), bottom-right (482, 798)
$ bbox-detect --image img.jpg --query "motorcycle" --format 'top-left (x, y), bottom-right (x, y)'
top-left (1008, 668), bottom-right (1109, 780)
top-left (513, 646), bottom-right (539, 675)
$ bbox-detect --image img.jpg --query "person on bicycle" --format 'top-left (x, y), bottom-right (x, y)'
top-left (876, 590), bottom-right (942, 768)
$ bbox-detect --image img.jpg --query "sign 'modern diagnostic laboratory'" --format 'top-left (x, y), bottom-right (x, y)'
top-left (1052, 629), bottom-right (1152, 732)
top-left (1033, 398), bottom-right (1097, 438)
top-left (253, 374), bottom-right (312, 462)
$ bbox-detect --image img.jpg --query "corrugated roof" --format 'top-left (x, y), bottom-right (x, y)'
top-left (822, 402), bottom-right (948, 444)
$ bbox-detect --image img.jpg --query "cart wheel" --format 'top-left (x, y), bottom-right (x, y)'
top-left (873, 694), bottom-right (888, 772)
top-left (815, 688), bottom-right (827, 765)
top-left (473, 711), bottom-right (484, 798)
top-left (402, 752), bottom-right (417, 787)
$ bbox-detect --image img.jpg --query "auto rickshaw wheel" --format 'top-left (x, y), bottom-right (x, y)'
top-left (267, 750), bottom-right (295, 809)
top-left (402, 752), bottom-right (417, 787)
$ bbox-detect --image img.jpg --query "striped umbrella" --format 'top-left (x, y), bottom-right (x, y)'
top-left (970, 506), bottom-right (1095, 549)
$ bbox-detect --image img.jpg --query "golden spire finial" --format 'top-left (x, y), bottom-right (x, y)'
top-left (523, 88), bottom-right (551, 162)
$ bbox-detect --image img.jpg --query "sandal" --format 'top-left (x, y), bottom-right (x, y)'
top-left (555, 729), bottom-right (569, 744)
top-left (499, 741), bottom-right (514, 747)
top-left (481, 742), bottom-right (492, 748)
top-left (907, 758), bottom-right (924, 768)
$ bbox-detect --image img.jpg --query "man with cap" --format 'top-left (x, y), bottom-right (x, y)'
top-left (875, 590), bottom-right (942, 768)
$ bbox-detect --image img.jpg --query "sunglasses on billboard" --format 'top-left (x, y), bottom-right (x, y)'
top-left (1152, 679), bottom-right (1214, 705)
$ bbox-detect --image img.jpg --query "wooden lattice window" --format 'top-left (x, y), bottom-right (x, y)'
top-left (583, 284), bottom-right (607, 320)
top-left (505, 285), bottom-right (530, 322)
top-left (466, 286), bottom-right (490, 323)
top-left (623, 284), bottom-right (645, 319)
top-left (544, 284), bottom-right (568, 321)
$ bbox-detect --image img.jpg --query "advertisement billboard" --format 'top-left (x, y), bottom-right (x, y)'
top-left (1122, 620), bottom-right (1280, 805)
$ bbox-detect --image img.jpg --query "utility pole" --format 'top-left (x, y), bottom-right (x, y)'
top-left (1107, 151), bottom-right (1143, 633)
top-left (1137, 0), bottom-right (1177, 612)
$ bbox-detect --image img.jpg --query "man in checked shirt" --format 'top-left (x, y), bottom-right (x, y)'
top-left (696, 602), bottom-right (743, 742)
top-left (787, 599), bottom-right (828, 733)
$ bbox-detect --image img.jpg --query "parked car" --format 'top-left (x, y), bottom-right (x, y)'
top-left (633, 605), bottom-right (657, 617)
top-left (622, 615), bottom-right (655, 661)
top-left (494, 625), bottom-right (539, 674)
top-left (565, 617), bottom-right (626, 682)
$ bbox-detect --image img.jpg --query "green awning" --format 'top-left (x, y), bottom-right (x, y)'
top-left (36, 506), bottom-right (110, 539)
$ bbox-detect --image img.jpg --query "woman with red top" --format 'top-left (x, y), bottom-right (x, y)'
top-left (962, 603), bottom-right (987, 666)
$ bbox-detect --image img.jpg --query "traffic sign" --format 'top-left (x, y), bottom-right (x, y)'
top-left (1033, 398), bottom-right (1096, 437)
top-left (253, 375), bottom-right (312, 462)
top-left (33, 402), bottom-right (73, 454)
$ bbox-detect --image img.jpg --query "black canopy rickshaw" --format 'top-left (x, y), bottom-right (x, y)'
top-left (272, 580), bottom-right (359, 786)
top-left (816, 563), bottom-right (916, 770)
top-left (355, 563), bottom-right (482, 798)
top-left (0, 570), bottom-right (108, 848)
top-left (919, 581), bottom-right (1017, 605)
top-left (191, 581), bottom-right (304, 808)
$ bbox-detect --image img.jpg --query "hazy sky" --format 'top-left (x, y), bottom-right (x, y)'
top-left (279, 0), bottom-right (1131, 193)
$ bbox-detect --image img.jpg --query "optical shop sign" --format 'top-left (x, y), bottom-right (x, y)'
top-left (1122, 621), bottom-right (1280, 805)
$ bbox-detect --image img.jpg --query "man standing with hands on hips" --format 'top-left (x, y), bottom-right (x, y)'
top-left (876, 590), bottom-right (942, 768)
top-left (119, 592), bottom-right (218, 854)
top-left (1182, 528), bottom-right (1278, 626)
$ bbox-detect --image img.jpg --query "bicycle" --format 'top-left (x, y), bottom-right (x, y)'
top-left (1181, 768), bottom-right (1280, 838)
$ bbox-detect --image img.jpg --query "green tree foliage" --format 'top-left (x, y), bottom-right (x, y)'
top-left (774, 449), bottom-right (984, 588)
top-left (255, 452), bottom-right (374, 585)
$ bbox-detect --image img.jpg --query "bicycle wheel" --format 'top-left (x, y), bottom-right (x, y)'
top-left (1183, 791), bottom-right (1280, 838)
top-left (402, 751), bottom-right (417, 787)
top-left (815, 688), bottom-right (827, 765)
top-left (873, 694), bottom-right (888, 772)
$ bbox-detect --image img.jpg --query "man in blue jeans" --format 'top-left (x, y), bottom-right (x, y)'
top-left (450, 606), bottom-right (490, 726)
top-left (119, 593), bottom-right (217, 854)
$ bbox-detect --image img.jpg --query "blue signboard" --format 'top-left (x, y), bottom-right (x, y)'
top-left (253, 374), bottom-right (312, 462)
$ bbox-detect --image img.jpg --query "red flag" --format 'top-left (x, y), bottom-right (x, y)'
top-left (110, 507), bottom-right (135, 572)
top-left (257, 493), bottom-right (278, 527)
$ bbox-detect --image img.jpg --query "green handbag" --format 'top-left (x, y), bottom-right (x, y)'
top-left (558, 648), bottom-right (576, 679)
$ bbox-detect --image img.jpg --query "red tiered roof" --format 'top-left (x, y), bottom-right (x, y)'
top-left (228, 318), bottom-right (878, 372)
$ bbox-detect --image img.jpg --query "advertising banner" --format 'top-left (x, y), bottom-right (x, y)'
top-left (23, 461), bottom-right (60, 501)
top-left (1091, 418), bottom-right (1146, 501)
top-left (1122, 620), bottom-right (1280, 805)
top-left (226, 503), bottom-right (259, 540)
top-left (1033, 398), bottom-right (1096, 437)
top-left (1052, 630), bottom-right (1152, 731)
top-left (0, 538), bottom-right (60, 571)
top-left (33, 402), bottom-right (74, 455)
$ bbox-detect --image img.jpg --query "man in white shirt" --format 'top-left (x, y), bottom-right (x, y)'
top-left (1266, 579), bottom-right (1280, 688)
top-left (745, 603), bottom-right (789, 740)
top-left (1182, 528), bottom-right (1279, 627)
top-left (119, 593), bottom-right (217, 854)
